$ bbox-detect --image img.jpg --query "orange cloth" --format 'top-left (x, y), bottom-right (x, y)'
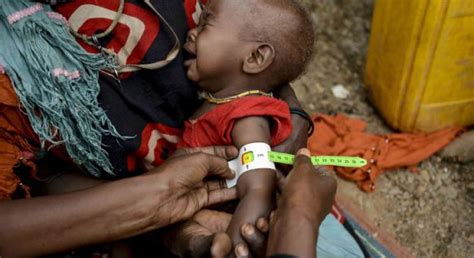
top-left (0, 74), bottom-right (39, 200)
top-left (308, 114), bottom-right (463, 192)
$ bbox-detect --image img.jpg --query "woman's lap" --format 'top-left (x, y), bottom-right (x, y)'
top-left (0, 74), bottom-right (38, 199)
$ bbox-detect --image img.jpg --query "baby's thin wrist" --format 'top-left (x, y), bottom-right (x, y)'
top-left (239, 185), bottom-right (275, 199)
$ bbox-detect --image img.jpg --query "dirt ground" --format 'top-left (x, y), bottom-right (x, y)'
top-left (295, 0), bottom-right (474, 257)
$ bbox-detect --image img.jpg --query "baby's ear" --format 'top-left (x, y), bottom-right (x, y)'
top-left (242, 43), bottom-right (275, 74)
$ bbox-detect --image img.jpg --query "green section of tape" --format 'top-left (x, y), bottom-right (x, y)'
top-left (268, 151), bottom-right (367, 168)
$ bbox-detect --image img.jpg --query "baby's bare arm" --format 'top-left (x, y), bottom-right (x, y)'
top-left (228, 116), bottom-right (276, 246)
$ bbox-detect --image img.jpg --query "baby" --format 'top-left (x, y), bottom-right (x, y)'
top-left (179, 0), bottom-right (315, 247)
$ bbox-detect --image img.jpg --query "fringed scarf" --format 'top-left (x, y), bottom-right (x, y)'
top-left (0, 1), bottom-right (127, 177)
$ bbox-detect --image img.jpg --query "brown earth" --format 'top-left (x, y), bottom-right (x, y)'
top-left (296, 0), bottom-right (474, 257)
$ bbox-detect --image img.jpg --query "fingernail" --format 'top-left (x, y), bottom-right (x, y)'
top-left (210, 245), bottom-right (219, 257)
top-left (297, 148), bottom-right (311, 157)
top-left (270, 211), bottom-right (275, 223)
top-left (237, 245), bottom-right (249, 256)
top-left (230, 169), bottom-right (237, 176)
top-left (227, 146), bottom-right (239, 157)
top-left (244, 224), bottom-right (254, 235)
top-left (257, 218), bottom-right (269, 232)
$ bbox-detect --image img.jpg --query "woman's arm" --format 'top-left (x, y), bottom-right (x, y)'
top-left (0, 174), bottom-right (168, 256)
top-left (0, 150), bottom-right (237, 257)
top-left (266, 149), bottom-right (337, 257)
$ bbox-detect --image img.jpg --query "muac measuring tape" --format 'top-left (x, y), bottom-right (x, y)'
top-left (226, 142), bottom-right (367, 188)
top-left (268, 151), bottom-right (367, 167)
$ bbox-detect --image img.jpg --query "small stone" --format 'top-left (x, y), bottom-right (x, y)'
top-left (419, 199), bottom-right (426, 209)
top-left (468, 234), bottom-right (474, 244)
top-left (443, 187), bottom-right (458, 200)
top-left (467, 182), bottom-right (474, 190)
top-left (402, 192), bottom-right (411, 199)
top-left (389, 187), bottom-right (402, 196)
top-left (420, 170), bottom-right (430, 182)
top-left (415, 185), bottom-right (426, 198)
top-left (331, 84), bottom-right (350, 99)
top-left (434, 177), bottom-right (443, 189)
top-left (401, 200), bottom-right (410, 207)
top-left (314, 83), bottom-right (325, 94)
top-left (440, 172), bottom-right (451, 182)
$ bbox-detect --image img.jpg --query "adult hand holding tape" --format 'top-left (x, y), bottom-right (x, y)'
top-left (226, 142), bottom-right (367, 187)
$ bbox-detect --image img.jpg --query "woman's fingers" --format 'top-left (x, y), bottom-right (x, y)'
top-left (255, 217), bottom-right (269, 234)
top-left (292, 148), bottom-right (313, 171)
top-left (284, 148), bottom-right (314, 187)
top-left (172, 153), bottom-right (234, 183)
top-left (269, 211), bottom-right (275, 224)
top-left (197, 153), bottom-right (236, 180)
top-left (193, 210), bottom-right (232, 233)
top-left (184, 187), bottom-right (237, 213)
top-left (170, 146), bottom-right (238, 184)
top-left (204, 180), bottom-right (237, 206)
top-left (211, 232), bottom-right (233, 258)
top-left (234, 243), bottom-right (250, 258)
top-left (210, 145), bottom-right (239, 160)
top-left (275, 170), bottom-right (286, 192)
top-left (206, 180), bottom-right (228, 191)
top-left (206, 187), bottom-right (238, 207)
top-left (241, 223), bottom-right (266, 257)
top-left (173, 145), bottom-right (238, 160)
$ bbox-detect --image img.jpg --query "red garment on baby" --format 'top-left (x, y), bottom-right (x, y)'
top-left (178, 96), bottom-right (292, 148)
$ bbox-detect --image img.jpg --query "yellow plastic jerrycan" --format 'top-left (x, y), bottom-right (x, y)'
top-left (365, 0), bottom-right (474, 132)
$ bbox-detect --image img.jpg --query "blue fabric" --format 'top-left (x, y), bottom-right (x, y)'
top-left (343, 214), bottom-right (395, 258)
top-left (317, 214), bottom-right (365, 258)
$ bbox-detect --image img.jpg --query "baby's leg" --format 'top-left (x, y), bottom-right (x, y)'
top-left (226, 169), bottom-right (276, 246)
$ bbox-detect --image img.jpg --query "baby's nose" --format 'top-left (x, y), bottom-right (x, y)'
top-left (186, 28), bottom-right (198, 44)
top-left (184, 29), bottom-right (198, 55)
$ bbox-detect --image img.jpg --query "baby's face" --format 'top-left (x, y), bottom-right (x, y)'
top-left (184, 0), bottom-right (248, 93)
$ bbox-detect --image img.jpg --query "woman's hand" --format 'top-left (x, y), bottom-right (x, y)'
top-left (164, 209), bottom-right (270, 258)
top-left (171, 145), bottom-right (239, 160)
top-left (147, 146), bottom-right (239, 229)
top-left (162, 146), bottom-right (269, 258)
top-left (0, 146), bottom-right (238, 257)
top-left (266, 148), bottom-right (337, 257)
top-left (164, 209), bottom-right (232, 257)
top-left (210, 217), bottom-right (270, 258)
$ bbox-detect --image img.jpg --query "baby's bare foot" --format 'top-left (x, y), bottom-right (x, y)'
top-left (439, 130), bottom-right (474, 163)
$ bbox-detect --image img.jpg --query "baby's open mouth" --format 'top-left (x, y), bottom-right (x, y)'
top-left (183, 43), bottom-right (196, 68)
top-left (184, 58), bottom-right (195, 68)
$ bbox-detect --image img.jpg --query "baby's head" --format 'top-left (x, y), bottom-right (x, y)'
top-left (184, 0), bottom-right (314, 95)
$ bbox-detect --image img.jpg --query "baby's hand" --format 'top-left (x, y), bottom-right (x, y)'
top-left (210, 217), bottom-right (270, 258)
